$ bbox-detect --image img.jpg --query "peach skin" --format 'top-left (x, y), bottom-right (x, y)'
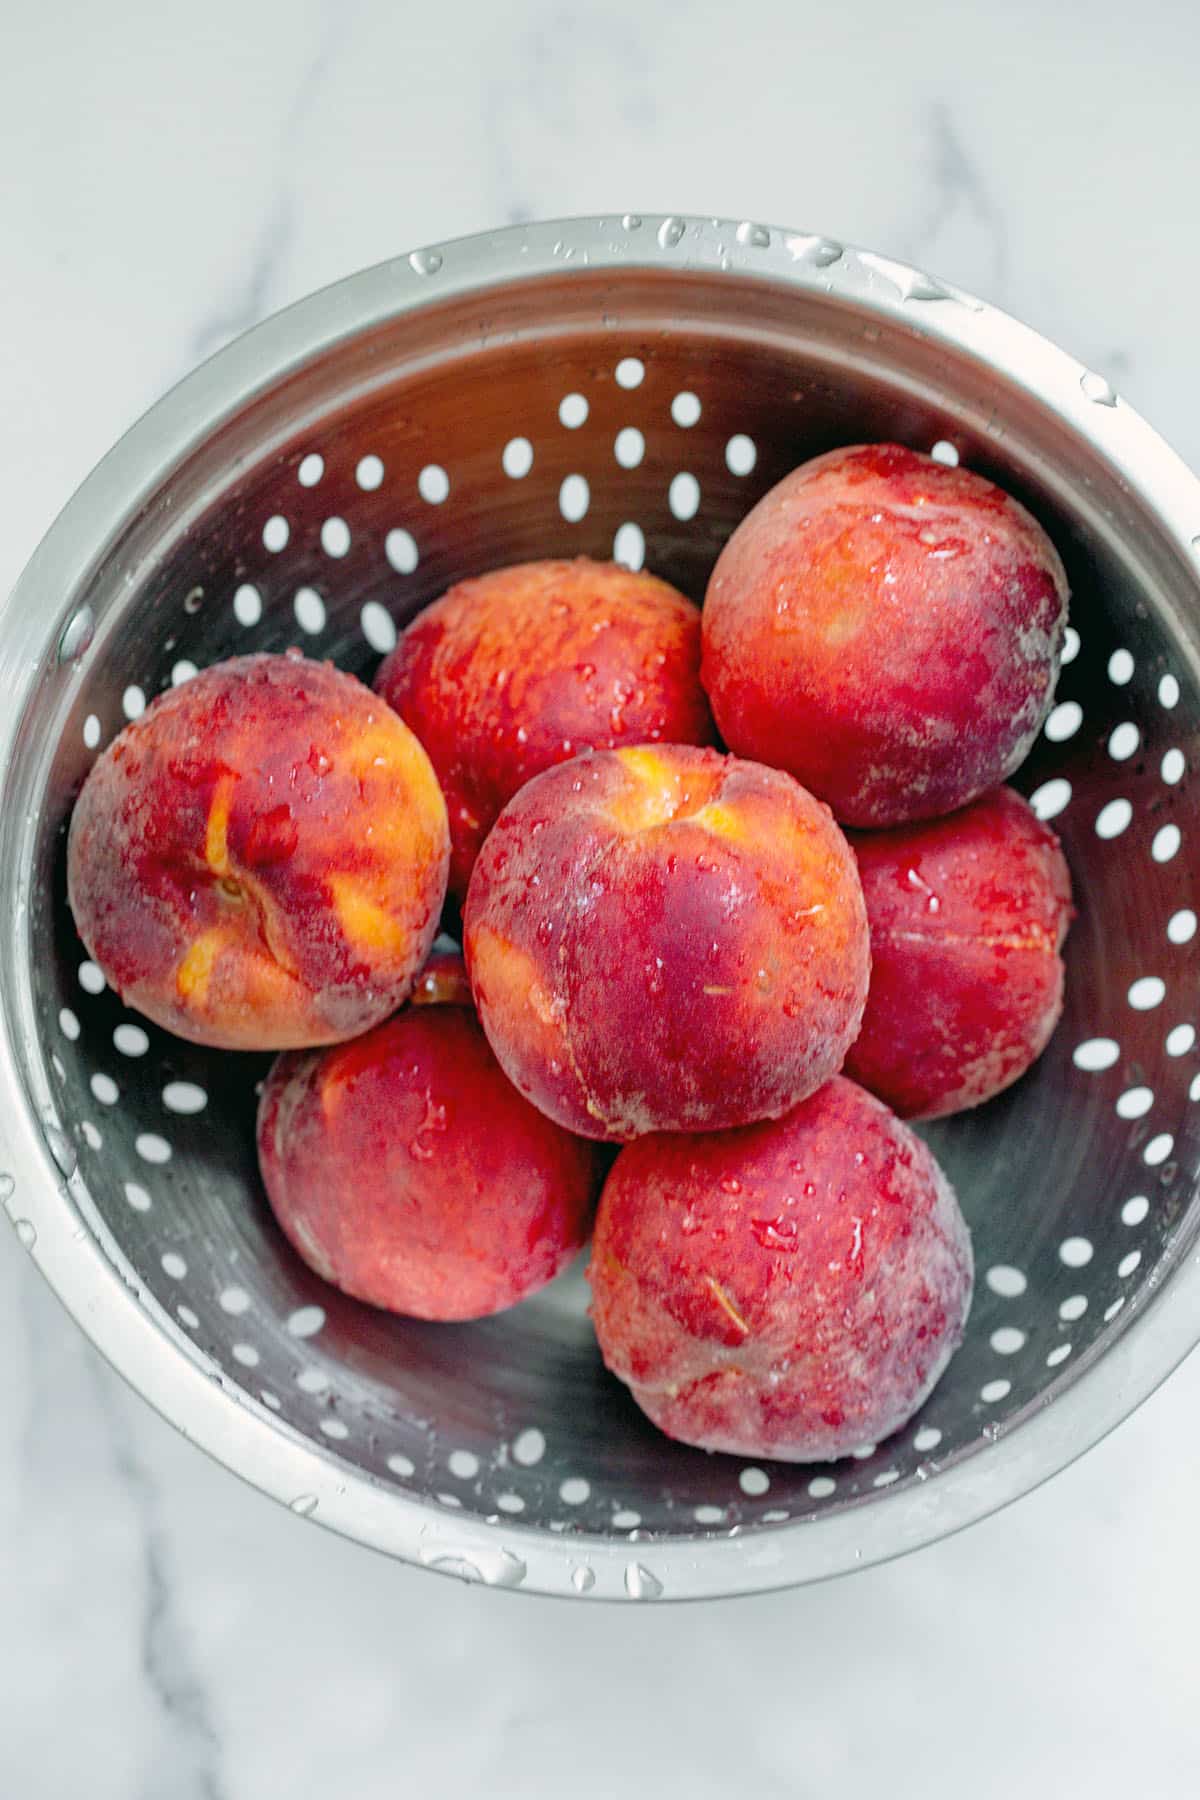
top-left (375, 558), bottom-right (715, 898)
top-left (845, 786), bottom-right (1074, 1119)
top-left (463, 745), bottom-right (870, 1139)
top-left (257, 953), bottom-right (601, 1319)
top-left (702, 443), bottom-right (1069, 826)
top-left (68, 651), bottom-right (449, 1049)
top-left (589, 1076), bottom-right (973, 1462)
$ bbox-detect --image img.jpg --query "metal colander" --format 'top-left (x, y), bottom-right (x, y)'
top-left (1, 214), bottom-right (1197, 1601)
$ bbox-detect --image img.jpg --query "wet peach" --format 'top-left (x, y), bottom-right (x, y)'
top-left (68, 652), bottom-right (449, 1049)
top-left (256, 953), bottom-right (601, 1319)
top-left (463, 745), bottom-right (870, 1139)
top-left (845, 786), bottom-right (1073, 1118)
top-left (702, 443), bottom-right (1069, 826)
top-left (589, 1076), bottom-right (973, 1461)
top-left (375, 558), bottom-right (715, 897)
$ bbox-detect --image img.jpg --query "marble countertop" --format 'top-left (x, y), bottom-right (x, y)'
top-left (4, 1), bottom-right (1200, 1793)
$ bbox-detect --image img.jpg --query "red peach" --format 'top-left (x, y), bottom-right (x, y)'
top-left (589, 1076), bottom-right (973, 1461)
top-left (256, 954), bottom-right (601, 1320)
top-left (68, 652), bottom-right (449, 1049)
top-left (845, 786), bottom-right (1073, 1119)
top-left (701, 443), bottom-right (1069, 826)
top-left (463, 745), bottom-right (870, 1140)
top-left (375, 558), bottom-right (715, 897)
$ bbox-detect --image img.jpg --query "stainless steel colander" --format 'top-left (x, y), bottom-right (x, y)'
top-left (2, 214), bottom-right (1198, 1601)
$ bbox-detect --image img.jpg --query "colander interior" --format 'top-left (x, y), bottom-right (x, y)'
top-left (8, 238), bottom-right (1200, 1580)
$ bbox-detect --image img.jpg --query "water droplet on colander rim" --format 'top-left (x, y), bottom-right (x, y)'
top-left (624, 1561), bottom-right (664, 1599)
top-left (58, 606), bottom-right (95, 664)
top-left (44, 1123), bottom-right (77, 1179)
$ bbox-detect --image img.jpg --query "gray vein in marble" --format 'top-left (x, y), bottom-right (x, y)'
top-left (908, 100), bottom-right (1009, 297)
top-left (188, 0), bottom-right (358, 360)
top-left (91, 1368), bottom-right (228, 1800)
top-left (479, 3), bottom-right (656, 225)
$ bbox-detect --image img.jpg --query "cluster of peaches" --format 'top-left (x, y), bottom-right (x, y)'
top-left (68, 443), bottom-right (1073, 1464)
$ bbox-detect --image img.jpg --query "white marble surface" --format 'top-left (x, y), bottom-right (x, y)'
top-left (4, 1), bottom-right (1200, 1793)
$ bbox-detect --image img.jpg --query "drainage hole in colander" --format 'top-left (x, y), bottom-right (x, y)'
top-left (502, 437), bottom-right (533, 479)
top-left (1095, 798), bottom-right (1132, 838)
top-left (615, 427), bottom-right (644, 469)
top-left (613, 521), bottom-right (645, 569)
top-left (559, 474), bottom-right (589, 522)
top-left (287, 1304), bottom-right (325, 1339)
top-left (1143, 1133), bottom-right (1174, 1166)
top-left (1030, 777), bottom-right (1071, 821)
top-left (233, 584), bottom-right (263, 626)
top-left (163, 1081), bottom-right (207, 1115)
top-left (1044, 699), bottom-right (1082, 741)
top-left (418, 464), bottom-right (449, 505)
top-left (1165, 907), bottom-right (1194, 950)
top-left (385, 529), bottom-right (419, 574)
top-left (361, 602), bottom-right (397, 655)
top-left (294, 588), bottom-right (326, 634)
top-left (725, 434), bottom-right (757, 476)
top-left (511, 1427), bottom-right (546, 1466)
top-left (669, 472), bottom-right (700, 520)
top-left (1152, 823), bottom-right (1181, 863)
top-left (1073, 1038), bottom-right (1120, 1072)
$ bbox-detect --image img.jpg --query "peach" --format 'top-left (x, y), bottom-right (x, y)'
top-left (589, 1076), bottom-right (973, 1462)
top-left (68, 651), bottom-right (449, 1050)
top-left (375, 558), bottom-right (715, 897)
top-left (463, 745), bottom-right (870, 1140)
top-left (701, 443), bottom-right (1070, 826)
top-left (845, 786), bottom-right (1073, 1119)
top-left (256, 952), bottom-right (601, 1320)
